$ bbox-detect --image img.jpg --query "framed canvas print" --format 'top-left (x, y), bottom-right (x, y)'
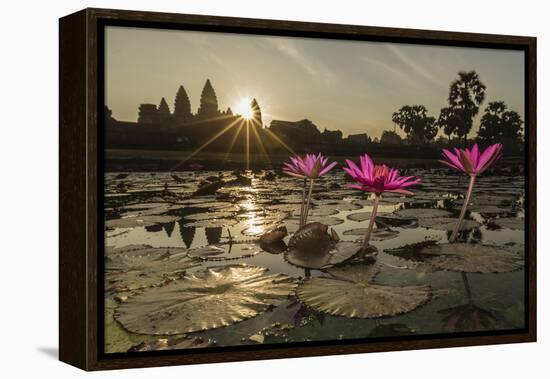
top-left (59, 8), bottom-right (537, 371)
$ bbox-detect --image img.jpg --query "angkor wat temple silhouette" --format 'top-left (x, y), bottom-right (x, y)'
top-left (105, 79), bottom-right (373, 155)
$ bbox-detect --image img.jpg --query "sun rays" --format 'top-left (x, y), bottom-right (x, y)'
top-left (172, 96), bottom-right (296, 171)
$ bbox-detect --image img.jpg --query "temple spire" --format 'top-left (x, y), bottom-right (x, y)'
top-left (173, 85), bottom-right (192, 123)
top-left (158, 97), bottom-right (170, 120)
top-left (250, 98), bottom-right (263, 126)
top-left (197, 79), bottom-right (220, 119)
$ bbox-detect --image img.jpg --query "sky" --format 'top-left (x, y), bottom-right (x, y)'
top-left (105, 26), bottom-right (525, 139)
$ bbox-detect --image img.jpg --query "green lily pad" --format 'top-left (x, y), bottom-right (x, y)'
top-left (105, 248), bottom-right (199, 292)
top-left (494, 217), bottom-right (525, 230)
top-left (128, 336), bottom-right (214, 352)
top-left (104, 299), bottom-right (139, 353)
top-left (418, 217), bottom-right (480, 231)
top-left (294, 206), bottom-right (339, 218)
top-left (186, 218), bottom-right (239, 228)
top-left (395, 208), bottom-right (452, 219)
top-left (296, 264), bottom-right (431, 318)
top-left (284, 217), bottom-right (344, 233)
top-left (106, 244), bottom-right (155, 256)
top-left (285, 241), bottom-right (363, 269)
top-left (115, 265), bottom-right (296, 334)
top-left (106, 215), bottom-right (180, 229)
top-left (342, 228), bottom-right (399, 241)
top-left (347, 211), bottom-right (380, 222)
top-left (419, 243), bottom-right (524, 273)
top-left (187, 244), bottom-right (260, 261)
top-left (376, 214), bottom-right (418, 228)
top-left (313, 200), bottom-right (362, 211)
top-left (393, 208), bottom-right (480, 231)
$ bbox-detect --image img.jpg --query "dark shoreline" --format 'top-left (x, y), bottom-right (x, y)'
top-left (104, 148), bottom-right (525, 172)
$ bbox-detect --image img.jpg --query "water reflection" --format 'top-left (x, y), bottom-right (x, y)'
top-left (205, 227), bottom-right (222, 245)
top-left (439, 272), bottom-right (497, 332)
top-left (178, 222), bottom-right (196, 248)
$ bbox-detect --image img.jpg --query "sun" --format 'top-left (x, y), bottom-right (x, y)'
top-left (234, 98), bottom-right (253, 120)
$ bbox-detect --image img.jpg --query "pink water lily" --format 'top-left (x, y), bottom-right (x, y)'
top-left (440, 143), bottom-right (503, 243)
top-left (343, 154), bottom-right (421, 196)
top-left (283, 153), bottom-right (337, 179)
top-left (344, 153), bottom-right (420, 248)
top-left (440, 143), bottom-right (502, 175)
top-left (283, 154), bottom-right (337, 228)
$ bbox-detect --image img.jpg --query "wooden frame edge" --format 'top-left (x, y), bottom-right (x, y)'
top-left (59, 9), bottom-right (88, 370)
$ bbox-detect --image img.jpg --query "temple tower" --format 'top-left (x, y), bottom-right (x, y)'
top-left (173, 85), bottom-right (192, 123)
top-left (196, 79), bottom-right (220, 119)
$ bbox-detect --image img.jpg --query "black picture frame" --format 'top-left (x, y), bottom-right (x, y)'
top-left (59, 8), bottom-right (537, 371)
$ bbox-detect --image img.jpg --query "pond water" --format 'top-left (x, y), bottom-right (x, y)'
top-left (103, 169), bottom-right (525, 353)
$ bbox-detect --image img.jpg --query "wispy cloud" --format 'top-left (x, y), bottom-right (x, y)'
top-left (270, 39), bottom-right (336, 85)
top-left (385, 44), bottom-right (441, 86)
top-left (361, 55), bottom-right (420, 89)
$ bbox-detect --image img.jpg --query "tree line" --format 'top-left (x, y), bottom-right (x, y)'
top-left (388, 70), bottom-right (523, 148)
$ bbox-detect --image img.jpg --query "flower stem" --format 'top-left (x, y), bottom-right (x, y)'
top-left (302, 178), bottom-right (315, 226)
top-left (299, 179), bottom-right (307, 228)
top-left (363, 194), bottom-right (380, 248)
top-left (450, 175), bottom-right (476, 243)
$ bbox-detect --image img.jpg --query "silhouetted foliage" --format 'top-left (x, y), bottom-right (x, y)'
top-left (380, 130), bottom-right (402, 145)
top-left (446, 71), bottom-right (487, 145)
top-left (173, 85), bottom-right (192, 122)
top-left (477, 101), bottom-right (523, 146)
top-left (391, 105), bottom-right (437, 143)
top-left (436, 106), bottom-right (462, 143)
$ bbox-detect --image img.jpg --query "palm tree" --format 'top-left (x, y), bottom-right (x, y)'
top-left (436, 106), bottom-right (461, 144)
top-left (477, 101), bottom-right (523, 145)
top-left (447, 71), bottom-right (487, 146)
top-left (391, 105), bottom-right (437, 143)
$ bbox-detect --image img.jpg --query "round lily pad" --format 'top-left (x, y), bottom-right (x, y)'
top-left (121, 202), bottom-right (169, 210)
top-left (384, 240), bottom-right (440, 262)
top-left (105, 249), bottom-right (199, 292)
top-left (264, 203), bottom-right (300, 213)
top-left (376, 214), bottom-right (418, 228)
top-left (285, 241), bottom-right (363, 269)
top-left (296, 264), bottom-right (431, 318)
top-left (115, 265), bottom-right (296, 334)
top-left (313, 200), bottom-right (362, 212)
top-left (284, 217), bottom-right (344, 233)
top-left (187, 244), bottom-right (261, 261)
top-left (128, 336), bottom-right (214, 352)
top-left (185, 218), bottom-right (239, 228)
top-left (106, 244), bottom-right (162, 257)
top-left (419, 243), bottom-right (524, 273)
top-left (342, 228), bottom-right (399, 241)
top-left (106, 215), bottom-right (179, 229)
top-left (395, 208), bottom-right (452, 219)
top-left (493, 217), bottom-right (525, 230)
top-left (418, 217), bottom-right (480, 231)
top-left (347, 212), bottom-right (375, 222)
